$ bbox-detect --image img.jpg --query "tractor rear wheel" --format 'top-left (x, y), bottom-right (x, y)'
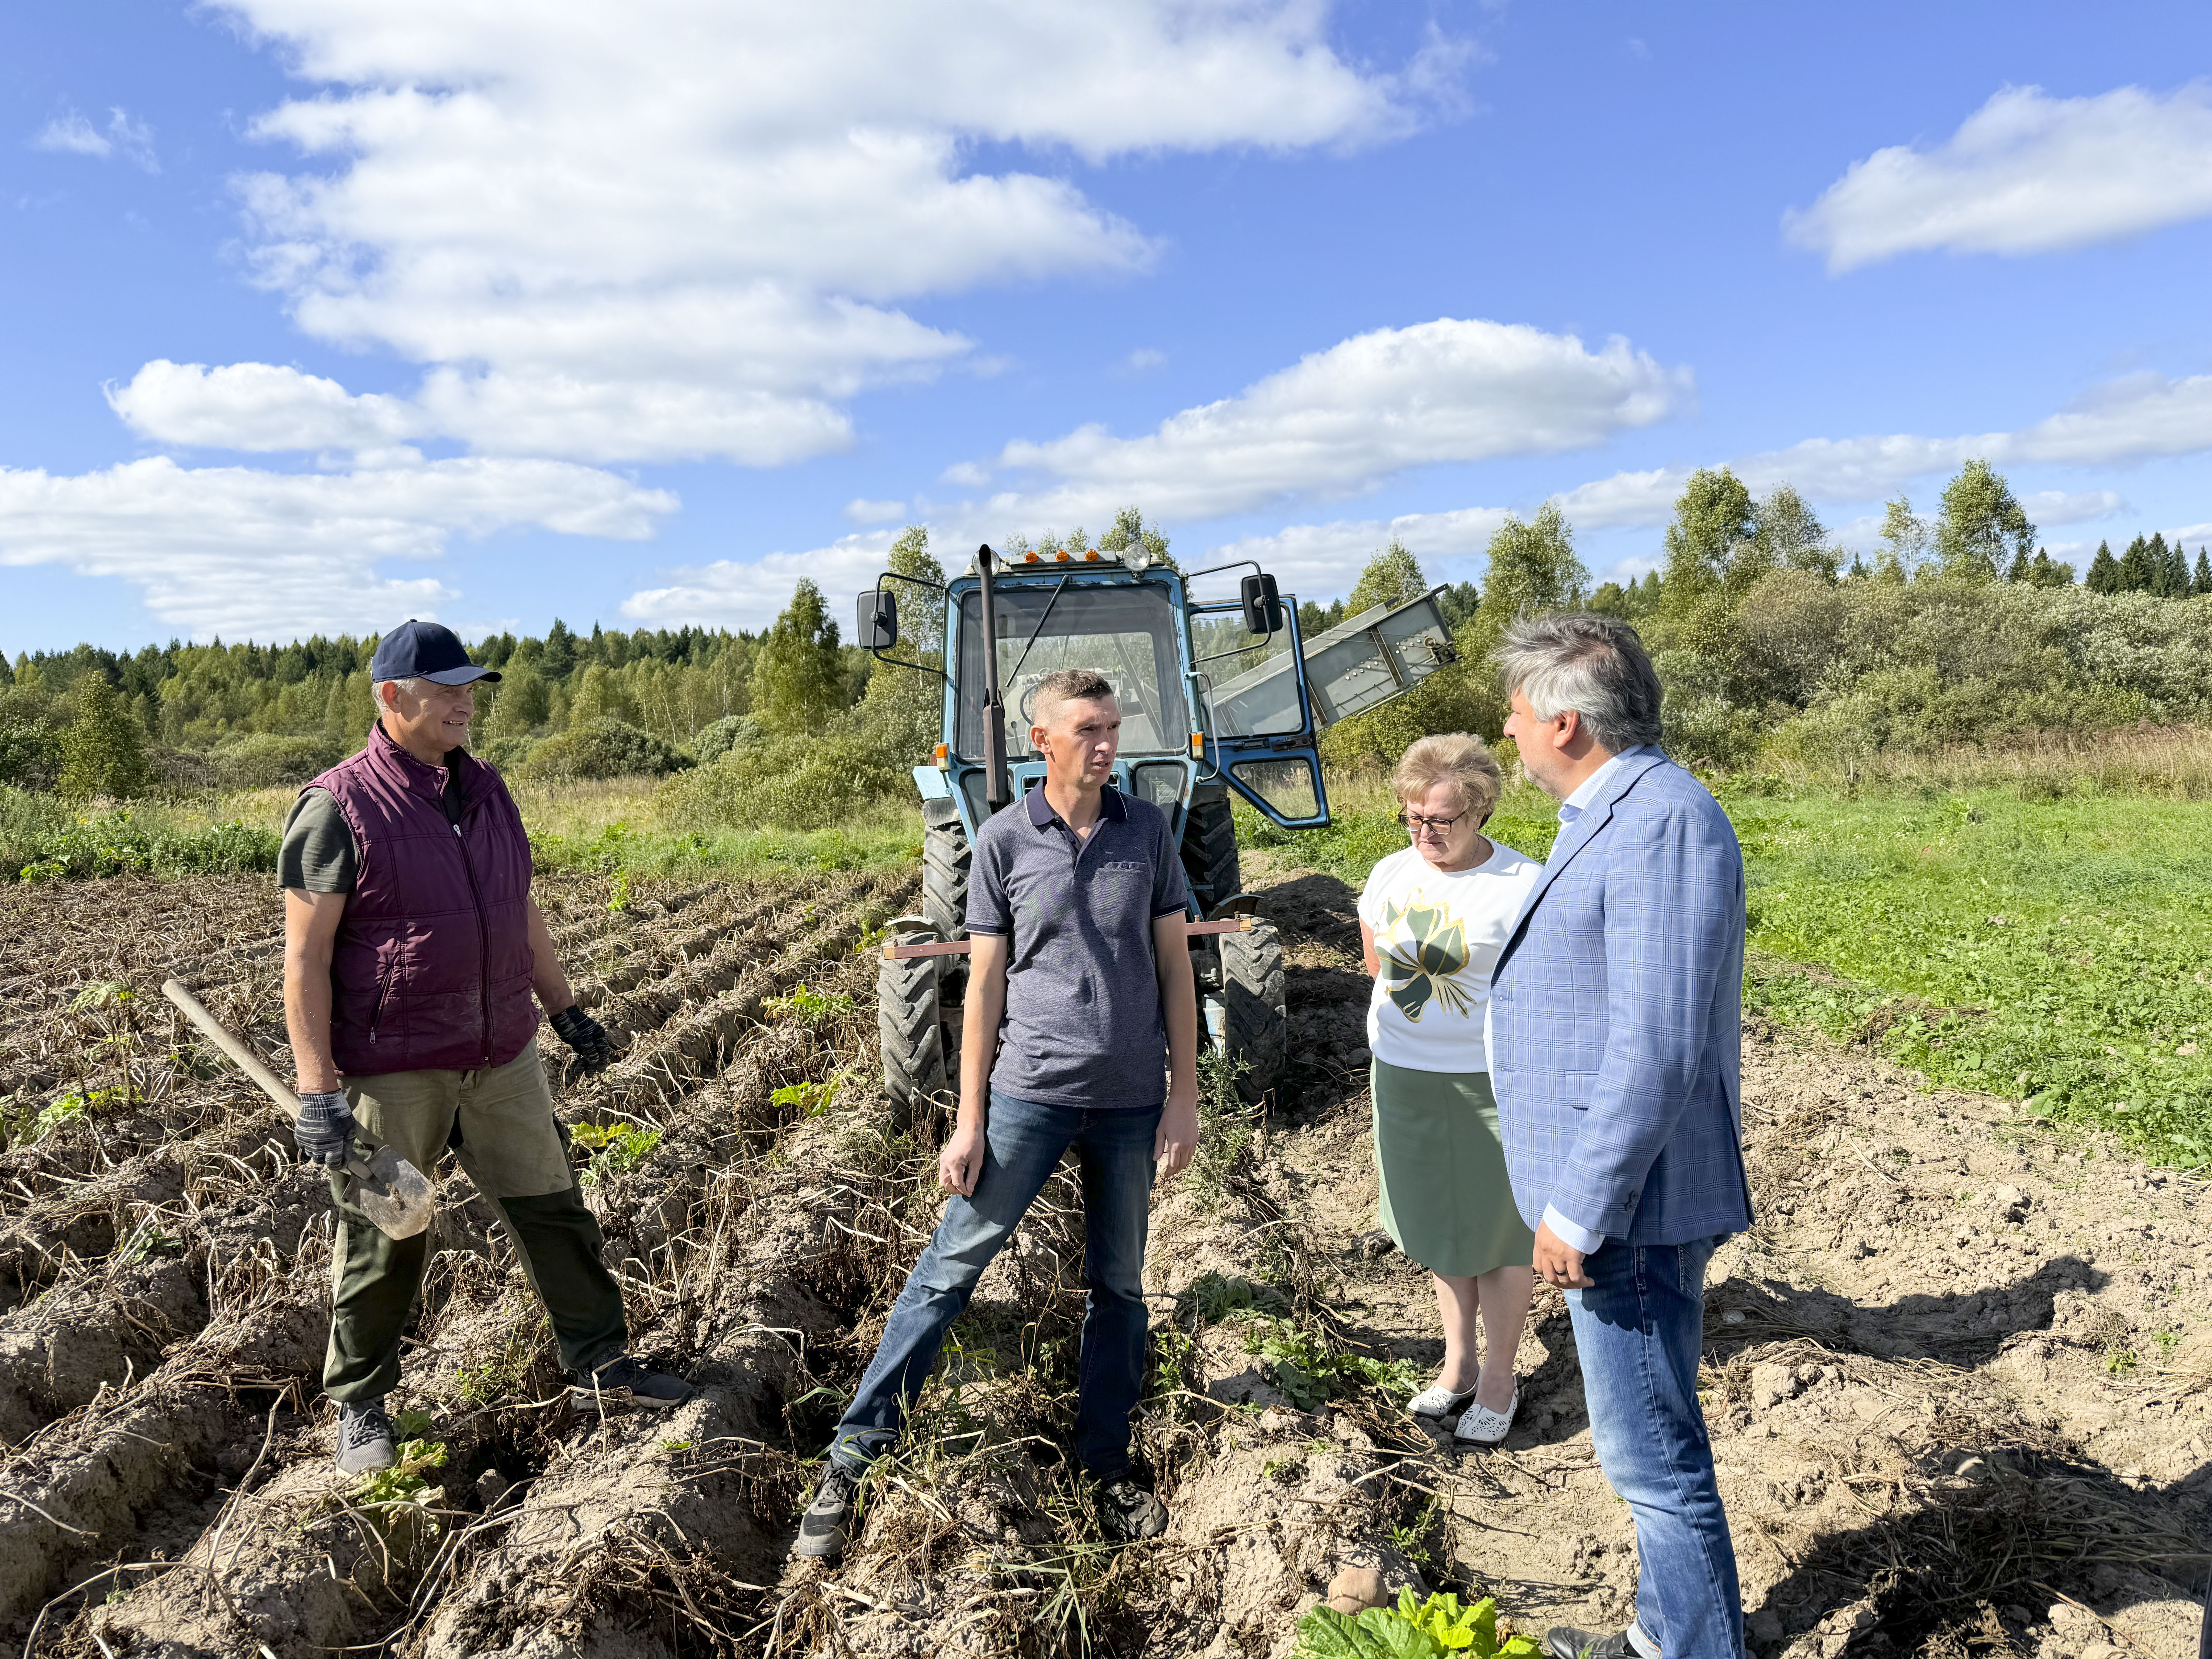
top-left (878, 927), bottom-right (948, 1130)
top-left (1180, 789), bottom-right (1242, 916)
top-left (1208, 917), bottom-right (1286, 1104)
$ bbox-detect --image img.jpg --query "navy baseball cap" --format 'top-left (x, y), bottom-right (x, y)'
top-left (370, 619), bottom-right (501, 686)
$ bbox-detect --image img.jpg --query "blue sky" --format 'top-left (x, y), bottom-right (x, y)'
top-left (5, 1), bottom-right (2212, 653)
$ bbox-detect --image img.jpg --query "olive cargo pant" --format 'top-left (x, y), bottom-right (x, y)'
top-left (324, 1036), bottom-right (628, 1402)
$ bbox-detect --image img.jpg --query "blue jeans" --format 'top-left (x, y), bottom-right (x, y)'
top-left (1566, 1235), bottom-right (1743, 1659)
top-left (830, 1093), bottom-right (1159, 1480)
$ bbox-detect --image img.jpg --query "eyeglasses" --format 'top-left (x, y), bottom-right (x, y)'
top-left (1396, 809), bottom-right (1465, 837)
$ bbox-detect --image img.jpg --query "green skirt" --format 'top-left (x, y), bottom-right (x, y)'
top-left (1370, 1057), bottom-right (1536, 1279)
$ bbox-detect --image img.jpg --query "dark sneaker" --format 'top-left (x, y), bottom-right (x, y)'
top-left (1544, 1630), bottom-right (1647, 1659)
top-left (568, 1355), bottom-right (695, 1410)
top-left (1097, 1474), bottom-right (1168, 1542)
top-left (336, 1399), bottom-right (397, 1476)
top-left (793, 1464), bottom-right (859, 1561)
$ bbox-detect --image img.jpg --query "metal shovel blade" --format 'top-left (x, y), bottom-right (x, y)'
top-left (343, 1144), bottom-right (436, 1239)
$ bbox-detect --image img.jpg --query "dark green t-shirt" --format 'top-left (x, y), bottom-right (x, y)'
top-left (278, 749), bottom-right (469, 895)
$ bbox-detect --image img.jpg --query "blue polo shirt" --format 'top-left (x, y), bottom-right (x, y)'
top-left (965, 784), bottom-right (1190, 1109)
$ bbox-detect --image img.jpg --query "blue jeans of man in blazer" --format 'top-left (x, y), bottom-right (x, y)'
top-left (1491, 749), bottom-right (1755, 1659)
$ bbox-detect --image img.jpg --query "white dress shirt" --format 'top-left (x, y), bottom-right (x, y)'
top-left (1539, 746), bottom-right (1652, 1257)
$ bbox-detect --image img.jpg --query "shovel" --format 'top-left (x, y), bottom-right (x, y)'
top-left (161, 979), bottom-right (436, 1240)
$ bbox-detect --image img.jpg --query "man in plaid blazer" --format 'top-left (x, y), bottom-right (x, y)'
top-left (1489, 612), bottom-right (1753, 1659)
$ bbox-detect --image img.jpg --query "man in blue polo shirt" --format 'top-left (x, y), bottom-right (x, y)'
top-left (796, 666), bottom-right (1200, 1559)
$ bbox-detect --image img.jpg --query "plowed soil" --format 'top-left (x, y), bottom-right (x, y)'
top-left (0, 859), bottom-right (2204, 1659)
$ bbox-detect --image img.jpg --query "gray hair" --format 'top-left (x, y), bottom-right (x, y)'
top-left (1496, 613), bottom-right (1664, 752)
top-left (373, 677), bottom-right (430, 703)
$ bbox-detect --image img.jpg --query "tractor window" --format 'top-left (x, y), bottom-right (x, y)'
top-left (957, 584), bottom-right (1190, 758)
top-left (1192, 607), bottom-right (1305, 737)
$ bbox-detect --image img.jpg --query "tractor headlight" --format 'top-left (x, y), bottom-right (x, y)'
top-left (1127, 551), bottom-right (1153, 572)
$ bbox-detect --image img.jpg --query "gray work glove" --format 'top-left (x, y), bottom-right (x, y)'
top-left (294, 1089), bottom-right (357, 1168)
top-left (548, 1005), bottom-right (614, 1073)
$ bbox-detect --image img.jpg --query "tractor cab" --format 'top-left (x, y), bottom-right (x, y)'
top-left (857, 543), bottom-right (1458, 1116)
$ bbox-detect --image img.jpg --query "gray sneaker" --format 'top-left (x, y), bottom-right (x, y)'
top-left (568, 1355), bottom-right (695, 1410)
top-left (793, 1464), bottom-right (859, 1561)
top-left (1097, 1474), bottom-right (1168, 1541)
top-left (336, 1400), bottom-right (397, 1476)
top-left (1544, 1630), bottom-right (1646, 1659)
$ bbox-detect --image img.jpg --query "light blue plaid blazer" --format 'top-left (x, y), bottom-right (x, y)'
top-left (1489, 750), bottom-right (1753, 1247)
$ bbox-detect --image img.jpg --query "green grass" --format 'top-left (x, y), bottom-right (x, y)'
top-left (2, 786), bottom-right (278, 881)
top-left (3, 775), bottom-right (920, 885)
top-left (1244, 772), bottom-right (2212, 1166)
top-left (1729, 785), bottom-right (2212, 1163)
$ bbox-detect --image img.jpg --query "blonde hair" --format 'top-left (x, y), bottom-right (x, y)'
top-left (1392, 733), bottom-right (1503, 820)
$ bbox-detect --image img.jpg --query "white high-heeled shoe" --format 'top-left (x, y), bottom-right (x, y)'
top-left (1454, 1386), bottom-right (1519, 1447)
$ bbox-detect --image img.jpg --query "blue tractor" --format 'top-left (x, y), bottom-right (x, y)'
top-left (857, 541), bottom-right (1458, 1115)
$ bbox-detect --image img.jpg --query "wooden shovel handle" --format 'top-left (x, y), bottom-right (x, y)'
top-left (161, 979), bottom-right (301, 1118)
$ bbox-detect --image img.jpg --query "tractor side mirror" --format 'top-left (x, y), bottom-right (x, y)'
top-left (856, 587), bottom-right (898, 651)
top-left (1240, 573), bottom-right (1284, 636)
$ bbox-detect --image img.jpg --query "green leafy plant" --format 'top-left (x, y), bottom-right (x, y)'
top-left (1242, 1319), bottom-right (1424, 1411)
top-left (2104, 1345), bottom-right (2138, 1376)
top-left (1293, 1590), bottom-right (1539, 1658)
top-left (606, 869), bottom-right (632, 912)
top-left (119, 1220), bottom-right (181, 1262)
top-left (570, 1121), bottom-right (662, 1184)
top-left (347, 1437), bottom-right (449, 1551)
top-left (69, 979), bottom-right (132, 1011)
top-left (770, 1071), bottom-right (857, 1118)
top-left (766, 982), bottom-right (854, 1028)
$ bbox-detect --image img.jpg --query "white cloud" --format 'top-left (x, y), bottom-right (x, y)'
top-left (1549, 369), bottom-right (2212, 530)
top-left (843, 498), bottom-right (907, 525)
top-left (622, 531), bottom-right (899, 631)
top-left (33, 108), bottom-right (159, 173)
top-left (1119, 347), bottom-right (1168, 374)
top-left (109, 360), bottom-right (420, 453)
top-left (2019, 489), bottom-right (2124, 526)
top-left (2166, 523), bottom-right (2212, 548)
top-left (1786, 82), bottom-right (2212, 271)
top-left (0, 456), bottom-right (673, 640)
top-left (147, 2), bottom-right (1460, 464)
top-left (1198, 506), bottom-right (1510, 597)
top-left (964, 317), bottom-right (1688, 527)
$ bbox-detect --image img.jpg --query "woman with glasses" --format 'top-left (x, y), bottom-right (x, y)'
top-left (1357, 733), bottom-right (1543, 1448)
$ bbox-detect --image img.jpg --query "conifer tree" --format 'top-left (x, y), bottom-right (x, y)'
top-left (2085, 541), bottom-right (2119, 593)
top-left (2004, 548), bottom-right (2030, 582)
top-left (2116, 535), bottom-right (2157, 593)
top-left (2154, 532), bottom-right (2188, 597)
top-left (2195, 549), bottom-right (2212, 596)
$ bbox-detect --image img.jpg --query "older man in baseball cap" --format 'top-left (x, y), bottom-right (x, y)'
top-left (280, 620), bottom-right (692, 1475)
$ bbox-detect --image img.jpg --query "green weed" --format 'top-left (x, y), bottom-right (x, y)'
top-left (771, 1071), bottom-right (858, 1118)
top-left (1239, 1319), bottom-right (1424, 1411)
top-left (570, 1121), bottom-right (662, 1184)
top-left (767, 983), bottom-right (854, 1028)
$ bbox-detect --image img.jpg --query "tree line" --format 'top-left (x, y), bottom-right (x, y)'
top-left (5, 467), bottom-right (2210, 812)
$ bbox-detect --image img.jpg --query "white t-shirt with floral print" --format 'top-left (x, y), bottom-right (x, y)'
top-left (1356, 840), bottom-right (1542, 1074)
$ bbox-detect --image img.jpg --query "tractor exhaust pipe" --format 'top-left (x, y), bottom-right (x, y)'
top-left (976, 543), bottom-right (1012, 813)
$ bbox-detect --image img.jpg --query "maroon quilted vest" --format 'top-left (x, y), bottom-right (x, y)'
top-left (308, 724), bottom-right (539, 1076)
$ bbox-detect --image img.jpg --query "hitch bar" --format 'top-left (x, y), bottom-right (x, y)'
top-left (882, 916), bottom-right (1256, 960)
